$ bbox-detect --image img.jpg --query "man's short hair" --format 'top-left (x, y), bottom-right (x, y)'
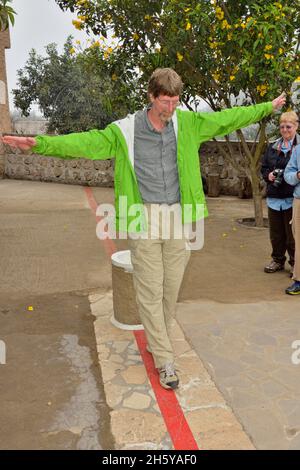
top-left (147, 68), bottom-right (183, 99)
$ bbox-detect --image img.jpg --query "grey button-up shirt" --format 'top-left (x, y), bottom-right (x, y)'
top-left (133, 108), bottom-right (180, 204)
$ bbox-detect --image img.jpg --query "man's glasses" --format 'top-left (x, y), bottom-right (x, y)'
top-left (157, 97), bottom-right (180, 108)
top-left (280, 124), bottom-right (294, 130)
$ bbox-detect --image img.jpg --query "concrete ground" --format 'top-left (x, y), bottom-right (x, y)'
top-left (0, 180), bottom-right (114, 449)
top-left (1, 179), bottom-right (300, 450)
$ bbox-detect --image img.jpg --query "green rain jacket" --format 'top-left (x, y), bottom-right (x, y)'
top-left (33, 102), bottom-right (273, 232)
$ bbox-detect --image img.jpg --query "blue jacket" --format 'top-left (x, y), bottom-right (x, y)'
top-left (284, 144), bottom-right (300, 199)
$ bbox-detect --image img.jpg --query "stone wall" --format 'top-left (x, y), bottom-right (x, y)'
top-left (4, 150), bottom-right (115, 187)
top-left (2, 136), bottom-right (256, 195)
top-left (200, 140), bottom-right (254, 197)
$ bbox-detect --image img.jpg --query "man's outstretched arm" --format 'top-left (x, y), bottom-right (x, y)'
top-left (192, 93), bottom-right (286, 144)
top-left (1, 126), bottom-right (117, 160)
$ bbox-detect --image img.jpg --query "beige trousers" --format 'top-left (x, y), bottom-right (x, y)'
top-left (128, 203), bottom-right (191, 368)
top-left (292, 198), bottom-right (300, 281)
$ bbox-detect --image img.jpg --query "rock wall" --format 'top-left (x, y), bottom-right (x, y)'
top-left (5, 151), bottom-right (114, 187)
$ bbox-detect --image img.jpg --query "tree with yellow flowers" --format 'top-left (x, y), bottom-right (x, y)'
top-left (55, 0), bottom-right (300, 225)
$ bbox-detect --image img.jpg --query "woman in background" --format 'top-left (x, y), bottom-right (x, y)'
top-left (261, 111), bottom-right (299, 276)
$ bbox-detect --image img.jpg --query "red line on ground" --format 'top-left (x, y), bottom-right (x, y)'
top-left (134, 330), bottom-right (199, 450)
top-left (84, 186), bottom-right (199, 450)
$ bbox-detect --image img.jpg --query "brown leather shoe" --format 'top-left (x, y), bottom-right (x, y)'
top-left (264, 260), bottom-right (284, 273)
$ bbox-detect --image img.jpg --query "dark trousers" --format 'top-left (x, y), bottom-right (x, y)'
top-left (268, 206), bottom-right (295, 266)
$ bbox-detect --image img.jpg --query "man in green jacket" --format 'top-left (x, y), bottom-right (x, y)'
top-left (2, 68), bottom-right (286, 390)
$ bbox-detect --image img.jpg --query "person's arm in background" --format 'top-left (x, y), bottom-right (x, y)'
top-left (0, 125), bottom-right (117, 161)
top-left (261, 143), bottom-right (276, 183)
top-left (192, 93), bottom-right (286, 144)
top-left (284, 145), bottom-right (300, 186)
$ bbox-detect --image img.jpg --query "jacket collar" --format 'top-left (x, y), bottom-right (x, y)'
top-left (272, 133), bottom-right (300, 150)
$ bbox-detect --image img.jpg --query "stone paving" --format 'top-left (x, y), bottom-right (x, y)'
top-left (89, 291), bottom-right (254, 450)
top-left (176, 300), bottom-right (300, 450)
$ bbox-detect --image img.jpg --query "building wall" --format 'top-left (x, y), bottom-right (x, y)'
top-left (0, 29), bottom-right (12, 133)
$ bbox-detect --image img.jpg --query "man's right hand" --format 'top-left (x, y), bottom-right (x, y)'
top-left (0, 136), bottom-right (36, 150)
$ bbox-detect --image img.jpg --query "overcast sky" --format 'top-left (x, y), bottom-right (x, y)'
top-left (5, 0), bottom-right (90, 111)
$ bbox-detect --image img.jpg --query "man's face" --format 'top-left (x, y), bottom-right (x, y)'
top-left (150, 94), bottom-right (180, 122)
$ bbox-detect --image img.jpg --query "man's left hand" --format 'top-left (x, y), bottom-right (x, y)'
top-left (272, 93), bottom-right (286, 111)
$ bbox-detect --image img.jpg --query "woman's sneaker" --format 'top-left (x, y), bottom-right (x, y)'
top-left (158, 363), bottom-right (179, 390)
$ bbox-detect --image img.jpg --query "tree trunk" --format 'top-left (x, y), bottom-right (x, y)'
top-left (251, 168), bottom-right (264, 227)
top-left (236, 123), bottom-right (267, 228)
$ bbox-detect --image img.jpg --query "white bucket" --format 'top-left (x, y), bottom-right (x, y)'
top-left (111, 250), bottom-right (133, 273)
top-left (110, 250), bottom-right (143, 330)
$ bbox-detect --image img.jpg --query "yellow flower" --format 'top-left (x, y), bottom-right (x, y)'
top-left (107, 47), bottom-right (113, 54)
top-left (212, 72), bottom-right (220, 81)
top-left (69, 47), bottom-right (76, 54)
top-left (274, 2), bottom-right (283, 8)
top-left (72, 19), bottom-right (83, 30)
top-left (264, 44), bottom-right (272, 51)
top-left (227, 32), bottom-right (232, 40)
top-left (184, 8), bottom-right (191, 12)
top-left (279, 48), bottom-right (284, 54)
top-left (221, 19), bottom-right (231, 30)
top-left (295, 77), bottom-right (300, 83)
top-left (215, 7), bottom-right (224, 20)
top-left (28, 306), bottom-right (34, 311)
top-left (133, 33), bottom-right (139, 40)
top-left (78, 15), bottom-right (87, 21)
top-left (186, 21), bottom-right (192, 31)
top-left (257, 84), bottom-right (268, 96)
top-left (111, 74), bottom-right (118, 81)
top-left (230, 75), bottom-right (235, 81)
top-left (258, 32), bottom-right (263, 38)
top-left (209, 41), bottom-right (218, 49)
top-left (240, 22), bottom-right (246, 29)
top-left (264, 53), bottom-right (274, 60)
top-left (177, 52), bottom-right (183, 61)
top-left (75, 40), bottom-right (81, 45)
top-left (144, 15), bottom-right (151, 20)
